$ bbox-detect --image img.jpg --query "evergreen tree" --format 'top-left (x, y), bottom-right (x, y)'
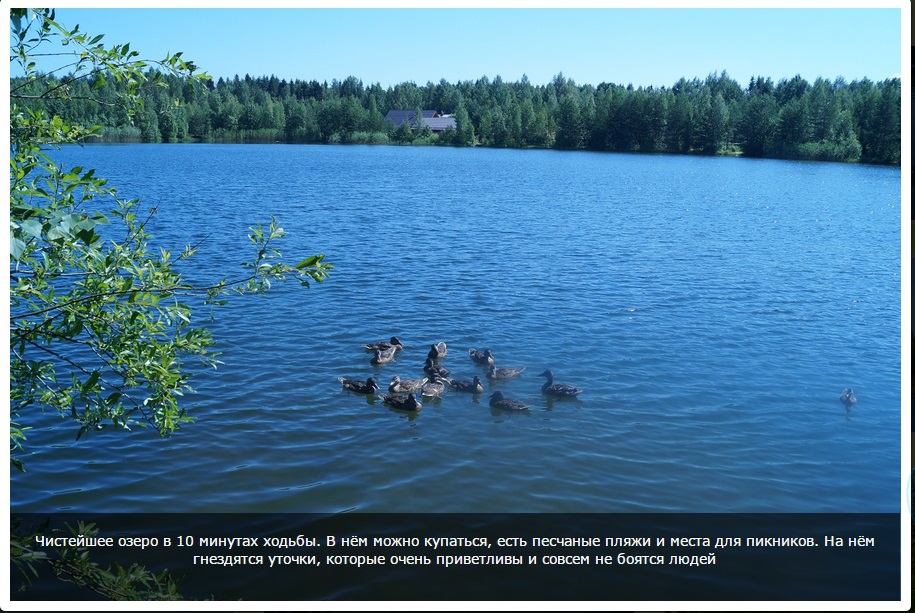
top-left (413, 107), bottom-right (432, 139)
top-left (740, 93), bottom-right (778, 157)
top-left (776, 96), bottom-right (811, 156)
top-left (393, 113), bottom-right (414, 143)
top-left (555, 94), bottom-right (583, 149)
top-left (666, 92), bottom-right (693, 153)
top-left (454, 103), bottom-right (475, 146)
top-left (697, 91), bottom-right (729, 154)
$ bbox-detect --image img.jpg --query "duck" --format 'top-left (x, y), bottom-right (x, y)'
top-left (468, 348), bottom-right (495, 366)
top-left (364, 336), bottom-right (404, 352)
top-left (445, 375), bottom-right (485, 394)
top-left (427, 342), bottom-right (448, 360)
top-left (423, 357), bottom-right (450, 379)
top-left (389, 375), bottom-right (427, 394)
top-left (421, 375), bottom-right (446, 398)
top-left (539, 369), bottom-right (583, 398)
top-left (380, 393), bottom-right (422, 412)
top-left (840, 388), bottom-right (857, 409)
top-left (487, 363), bottom-right (525, 380)
top-left (338, 377), bottom-right (380, 395)
top-left (370, 345), bottom-right (397, 365)
top-left (488, 391), bottom-right (530, 412)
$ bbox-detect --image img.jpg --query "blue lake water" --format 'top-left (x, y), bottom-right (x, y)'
top-left (10, 143), bottom-right (903, 513)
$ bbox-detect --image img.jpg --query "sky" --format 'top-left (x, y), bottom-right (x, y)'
top-left (7, 3), bottom-right (906, 91)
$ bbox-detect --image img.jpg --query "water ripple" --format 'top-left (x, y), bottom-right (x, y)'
top-left (12, 144), bottom-right (901, 514)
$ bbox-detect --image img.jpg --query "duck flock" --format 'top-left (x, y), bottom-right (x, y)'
top-left (339, 337), bottom-right (859, 414)
top-left (337, 337), bottom-right (583, 413)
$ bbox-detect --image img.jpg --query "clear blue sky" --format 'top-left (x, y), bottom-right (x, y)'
top-left (9, 5), bottom-right (905, 90)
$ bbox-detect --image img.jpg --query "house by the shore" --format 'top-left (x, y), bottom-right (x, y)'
top-left (384, 110), bottom-right (456, 132)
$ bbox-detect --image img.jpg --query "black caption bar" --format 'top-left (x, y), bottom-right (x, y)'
top-left (10, 513), bottom-right (901, 601)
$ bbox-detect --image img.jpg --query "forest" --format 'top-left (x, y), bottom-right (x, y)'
top-left (9, 69), bottom-right (902, 165)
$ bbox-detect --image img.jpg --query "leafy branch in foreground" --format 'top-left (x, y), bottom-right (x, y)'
top-left (10, 8), bottom-right (205, 127)
top-left (9, 7), bottom-right (332, 467)
top-left (11, 519), bottom-right (185, 600)
top-left (9, 11), bottom-right (331, 600)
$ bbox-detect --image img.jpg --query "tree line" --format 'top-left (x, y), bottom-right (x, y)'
top-left (10, 69), bottom-right (901, 164)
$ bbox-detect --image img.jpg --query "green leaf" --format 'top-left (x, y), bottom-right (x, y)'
top-left (46, 226), bottom-right (70, 242)
top-left (295, 255), bottom-right (321, 269)
top-left (10, 236), bottom-right (28, 261)
top-left (83, 371), bottom-right (100, 392)
top-left (18, 219), bottom-right (43, 239)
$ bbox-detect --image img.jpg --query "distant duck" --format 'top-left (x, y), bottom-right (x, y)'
top-left (427, 342), bottom-right (448, 360)
top-left (840, 388), bottom-right (857, 409)
top-left (468, 348), bottom-right (495, 366)
top-left (338, 377), bottom-right (380, 395)
top-left (487, 363), bottom-right (525, 380)
top-left (364, 336), bottom-right (404, 352)
top-left (423, 357), bottom-right (450, 379)
top-left (539, 369), bottom-right (583, 398)
top-left (489, 391), bottom-right (530, 412)
top-left (421, 376), bottom-right (446, 398)
top-left (380, 393), bottom-right (422, 412)
top-left (445, 375), bottom-right (485, 394)
top-left (370, 346), bottom-right (397, 365)
top-left (389, 375), bottom-right (427, 394)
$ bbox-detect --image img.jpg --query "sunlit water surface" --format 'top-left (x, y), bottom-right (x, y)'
top-left (11, 144), bottom-right (902, 513)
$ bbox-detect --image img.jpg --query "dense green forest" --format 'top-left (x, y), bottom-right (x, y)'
top-left (10, 69), bottom-right (902, 164)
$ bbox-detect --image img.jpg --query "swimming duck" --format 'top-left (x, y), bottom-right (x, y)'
top-left (488, 391), bottom-right (530, 412)
top-left (427, 342), bottom-right (448, 360)
top-left (364, 336), bottom-right (404, 352)
top-left (468, 348), bottom-right (495, 366)
top-left (338, 377), bottom-right (380, 395)
top-left (389, 375), bottom-right (427, 394)
top-left (380, 393), bottom-right (422, 412)
top-left (423, 357), bottom-right (450, 379)
top-left (840, 388), bottom-right (857, 409)
top-left (539, 369), bottom-right (583, 398)
top-left (487, 363), bottom-right (525, 380)
top-left (370, 346), bottom-right (397, 365)
top-left (445, 375), bottom-right (485, 394)
top-left (421, 375), bottom-right (446, 398)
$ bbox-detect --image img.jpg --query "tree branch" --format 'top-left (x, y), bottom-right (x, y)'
top-left (9, 270), bottom-right (269, 322)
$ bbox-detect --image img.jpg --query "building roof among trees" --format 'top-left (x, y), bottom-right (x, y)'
top-left (384, 110), bottom-right (456, 131)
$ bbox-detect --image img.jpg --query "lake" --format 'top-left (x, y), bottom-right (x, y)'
top-left (10, 143), bottom-right (902, 514)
